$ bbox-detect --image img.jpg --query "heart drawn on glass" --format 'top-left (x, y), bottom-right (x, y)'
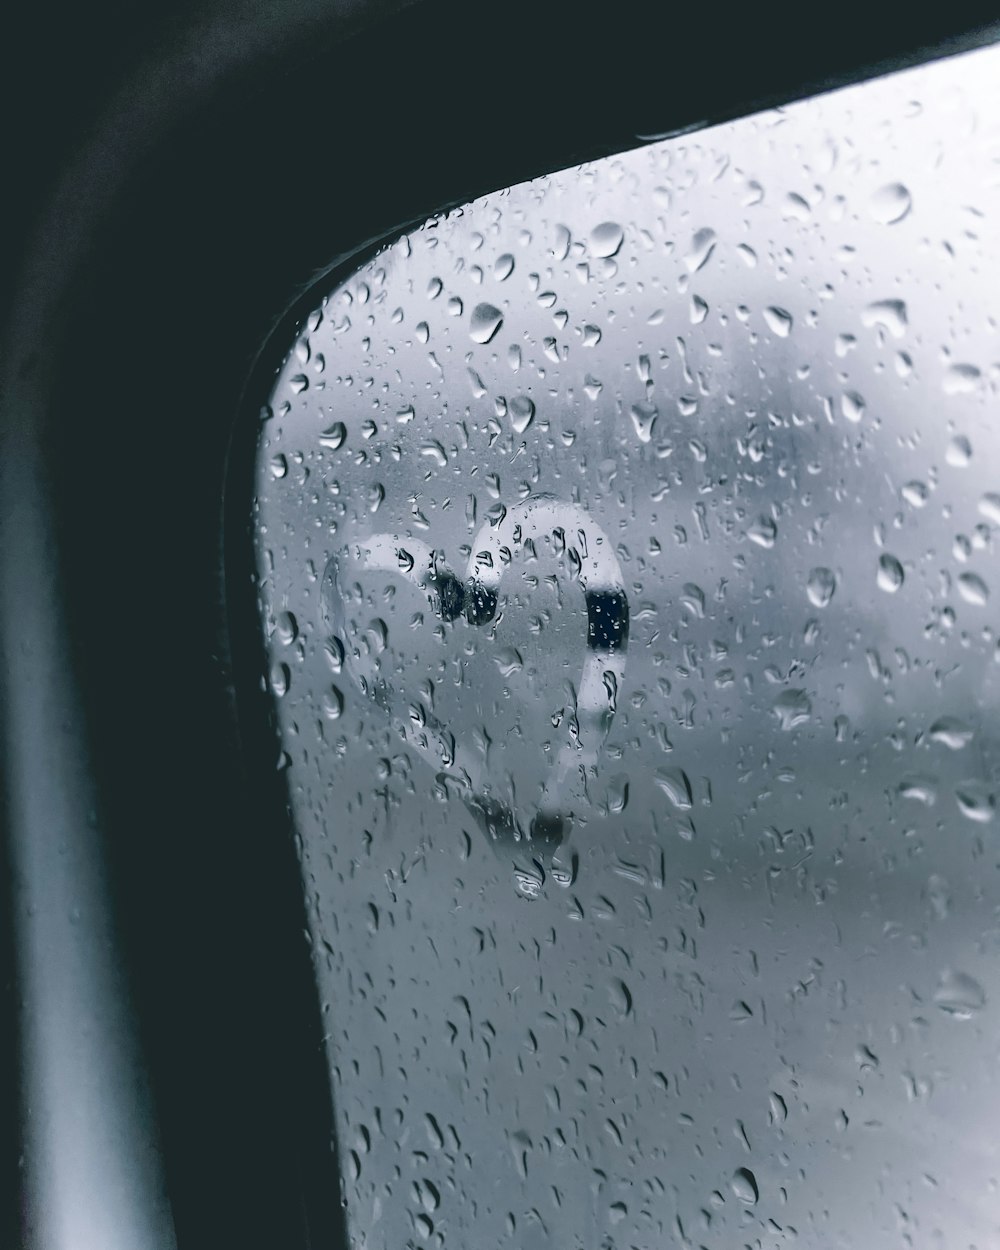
top-left (321, 496), bottom-right (629, 854)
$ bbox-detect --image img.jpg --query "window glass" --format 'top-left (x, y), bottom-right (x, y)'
top-left (256, 42), bottom-right (1000, 1248)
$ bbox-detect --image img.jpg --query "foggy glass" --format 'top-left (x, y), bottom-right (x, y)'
top-left (255, 43), bottom-right (1000, 1248)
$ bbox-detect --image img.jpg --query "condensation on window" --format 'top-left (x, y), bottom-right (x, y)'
top-left (254, 42), bottom-right (1000, 1249)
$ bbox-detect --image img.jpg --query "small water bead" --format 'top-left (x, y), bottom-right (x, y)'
top-left (763, 306), bottom-right (793, 337)
top-left (955, 782), bottom-right (995, 823)
top-left (685, 227), bottom-right (717, 272)
top-left (943, 363), bottom-right (981, 395)
top-left (877, 554), bottom-right (905, 592)
top-left (470, 303), bottom-right (504, 344)
top-left (324, 636), bottom-right (346, 672)
top-left (319, 421), bottom-right (347, 449)
top-left (946, 436), bottom-right (972, 467)
top-left (582, 324), bottom-right (602, 346)
top-left (957, 572), bottom-right (989, 605)
top-left (841, 391), bottom-right (866, 423)
top-left (322, 686), bottom-right (345, 720)
top-left (773, 689), bottom-right (812, 730)
top-left (806, 567), bottom-right (837, 607)
top-left (509, 396), bottom-right (535, 434)
top-left (589, 221), bottom-right (624, 258)
top-left (929, 717), bottom-right (973, 750)
top-left (747, 516), bottom-right (777, 548)
top-left (731, 1168), bottom-right (759, 1205)
top-left (934, 969), bottom-right (986, 1017)
top-left (420, 440), bottom-right (449, 468)
top-left (978, 494), bottom-right (1000, 525)
top-left (629, 402), bottom-right (658, 444)
top-left (269, 661), bottom-right (291, 697)
top-left (276, 611), bottom-right (299, 644)
top-left (869, 182), bottom-right (912, 224)
top-left (901, 481), bottom-right (929, 507)
top-left (654, 767), bottom-right (693, 810)
top-left (861, 299), bottom-right (908, 337)
top-left (898, 776), bottom-right (937, 805)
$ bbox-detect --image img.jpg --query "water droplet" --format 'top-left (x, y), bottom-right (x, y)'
top-left (552, 224), bottom-right (571, 260)
top-left (877, 554), bottom-right (905, 593)
top-left (629, 402), bottom-right (658, 444)
top-left (763, 306), bottom-right (793, 337)
top-left (510, 395), bottom-right (535, 434)
top-left (782, 192), bottom-right (811, 221)
top-left (470, 303), bottom-right (504, 344)
top-left (926, 874), bottom-right (951, 919)
top-left (582, 324), bottom-right (602, 346)
top-left (276, 611), bottom-right (298, 644)
top-left (270, 454), bottom-right (288, 479)
top-left (841, 391), bottom-right (866, 423)
top-left (514, 868), bottom-right (543, 899)
top-left (737, 243), bottom-right (757, 267)
top-left (957, 572), bottom-right (988, 605)
top-left (680, 583), bottom-right (705, 618)
top-left (946, 435), bottom-right (972, 466)
top-left (835, 333), bottom-right (856, 358)
top-left (869, 182), bottom-right (912, 224)
top-left (589, 221), bottom-right (624, 258)
top-left (898, 776), bottom-right (936, 805)
top-left (747, 516), bottom-right (777, 548)
top-left (608, 979), bottom-right (633, 1017)
top-left (934, 969), bottom-right (985, 1018)
top-left (861, 299), bottom-right (908, 337)
top-left (494, 253), bottom-right (515, 281)
top-left (493, 646), bottom-right (523, 677)
top-left (323, 686), bottom-right (345, 720)
top-left (978, 493), bottom-right (1000, 525)
top-left (420, 440), bottom-right (449, 468)
top-left (943, 363), bottom-right (981, 395)
top-left (956, 782), bottom-right (995, 823)
top-left (773, 689), bottom-right (811, 730)
top-left (731, 1167), bottom-right (759, 1205)
top-left (269, 661), bottom-right (290, 697)
top-left (901, 480), bottom-right (929, 507)
top-left (929, 717), bottom-right (973, 750)
top-left (654, 767), bottom-right (692, 809)
top-left (806, 567), bottom-right (836, 607)
top-left (319, 421), bottom-right (347, 449)
top-left (685, 227), bottom-right (717, 272)
top-left (324, 636), bottom-right (345, 672)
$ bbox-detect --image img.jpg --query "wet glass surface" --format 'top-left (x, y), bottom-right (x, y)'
top-left (255, 43), bottom-right (1000, 1248)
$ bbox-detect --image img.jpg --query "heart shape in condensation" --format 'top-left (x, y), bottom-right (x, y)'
top-left (321, 496), bottom-right (629, 851)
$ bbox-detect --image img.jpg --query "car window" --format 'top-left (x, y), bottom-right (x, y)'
top-left (254, 41), bottom-right (1000, 1248)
